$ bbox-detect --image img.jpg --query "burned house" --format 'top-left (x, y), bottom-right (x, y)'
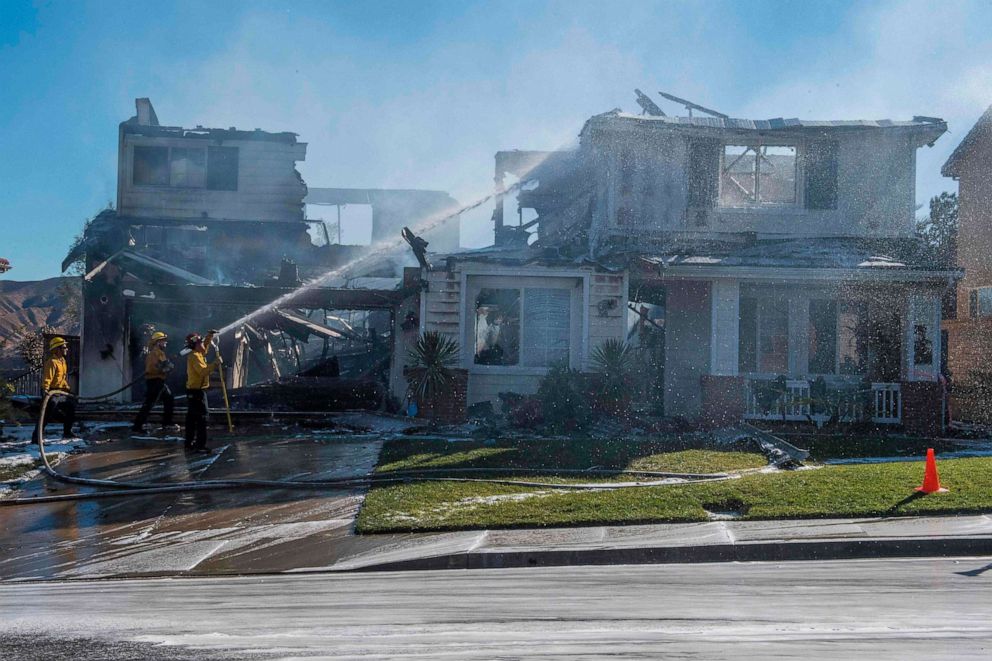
top-left (415, 92), bottom-right (958, 433)
top-left (68, 98), bottom-right (461, 407)
top-left (942, 105), bottom-right (992, 422)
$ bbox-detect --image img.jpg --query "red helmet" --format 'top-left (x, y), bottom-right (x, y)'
top-left (185, 333), bottom-right (202, 349)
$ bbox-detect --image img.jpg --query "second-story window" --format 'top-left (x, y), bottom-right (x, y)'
top-left (133, 144), bottom-right (239, 190)
top-left (170, 148), bottom-right (205, 188)
top-left (719, 143), bottom-right (797, 207)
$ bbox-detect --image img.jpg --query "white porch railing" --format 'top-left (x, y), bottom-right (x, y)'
top-left (871, 383), bottom-right (902, 424)
top-left (744, 378), bottom-right (902, 425)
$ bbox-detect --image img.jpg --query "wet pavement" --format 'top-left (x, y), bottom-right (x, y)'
top-left (0, 425), bottom-right (386, 580)
top-left (2, 558), bottom-right (991, 659)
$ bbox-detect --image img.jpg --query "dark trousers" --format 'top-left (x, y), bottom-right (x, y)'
top-left (185, 388), bottom-right (209, 449)
top-left (35, 395), bottom-right (76, 443)
top-left (133, 379), bottom-right (174, 429)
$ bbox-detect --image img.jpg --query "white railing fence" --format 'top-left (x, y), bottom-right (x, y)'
top-left (744, 378), bottom-right (901, 425)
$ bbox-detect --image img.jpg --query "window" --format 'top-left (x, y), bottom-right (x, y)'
top-left (807, 299), bottom-right (867, 375)
top-left (132, 144), bottom-right (238, 190)
top-left (808, 300), bottom-right (837, 374)
top-left (758, 299), bottom-right (789, 372)
top-left (758, 146), bottom-right (797, 204)
top-left (207, 146), bottom-right (239, 191)
top-left (521, 288), bottom-right (571, 367)
top-left (738, 297), bottom-right (788, 373)
top-left (719, 144), bottom-right (797, 207)
top-left (970, 287), bottom-right (992, 318)
top-left (133, 146), bottom-right (169, 186)
top-left (474, 286), bottom-right (572, 368)
top-left (914, 325), bottom-right (933, 366)
top-left (837, 302), bottom-right (867, 375)
top-left (475, 289), bottom-right (520, 365)
top-left (739, 297), bottom-right (758, 373)
top-left (170, 148), bottom-right (206, 188)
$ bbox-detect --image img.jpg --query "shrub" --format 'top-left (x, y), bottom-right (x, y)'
top-left (406, 331), bottom-right (460, 422)
top-left (537, 361), bottom-right (591, 433)
top-left (590, 339), bottom-right (635, 413)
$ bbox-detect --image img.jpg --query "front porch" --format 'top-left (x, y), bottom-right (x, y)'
top-left (656, 270), bottom-right (951, 435)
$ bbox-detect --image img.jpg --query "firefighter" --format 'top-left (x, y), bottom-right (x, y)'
top-left (36, 337), bottom-right (75, 442)
top-left (132, 331), bottom-right (178, 434)
top-left (184, 330), bottom-right (218, 453)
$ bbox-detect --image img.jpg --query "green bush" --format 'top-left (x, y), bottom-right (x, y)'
top-left (590, 339), bottom-right (635, 413)
top-left (537, 361), bottom-right (591, 433)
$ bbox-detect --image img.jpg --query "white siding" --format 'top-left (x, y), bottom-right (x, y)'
top-left (419, 261), bottom-right (627, 407)
top-left (594, 129), bottom-right (919, 241)
top-left (119, 137), bottom-right (307, 222)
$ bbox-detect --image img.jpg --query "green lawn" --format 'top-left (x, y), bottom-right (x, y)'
top-left (0, 458), bottom-right (39, 483)
top-left (375, 438), bottom-right (767, 475)
top-left (357, 438), bottom-right (992, 534)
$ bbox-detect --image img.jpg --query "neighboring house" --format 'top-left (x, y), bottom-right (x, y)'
top-left (416, 92), bottom-right (958, 433)
top-left (941, 105), bottom-right (992, 422)
top-left (70, 99), bottom-right (460, 402)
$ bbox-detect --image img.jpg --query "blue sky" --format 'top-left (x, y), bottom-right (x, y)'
top-left (2, 0), bottom-right (991, 280)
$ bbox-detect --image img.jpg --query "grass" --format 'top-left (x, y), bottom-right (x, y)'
top-left (776, 432), bottom-right (963, 462)
top-left (356, 437), bottom-right (992, 534)
top-left (375, 438), bottom-right (767, 475)
top-left (0, 459), bottom-right (40, 483)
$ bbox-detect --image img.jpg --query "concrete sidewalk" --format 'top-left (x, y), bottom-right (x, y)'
top-left (319, 514), bottom-right (992, 572)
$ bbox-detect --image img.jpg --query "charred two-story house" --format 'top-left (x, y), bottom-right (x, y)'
top-left (416, 92), bottom-right (958, 433)
top-left (68, 99), bottom-right (461, 405)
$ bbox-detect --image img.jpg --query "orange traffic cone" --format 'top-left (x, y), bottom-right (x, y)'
top-left (915, 448), bottom-right (948, 494)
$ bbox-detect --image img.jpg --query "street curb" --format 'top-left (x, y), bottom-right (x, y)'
top-left (339, 536), bottom-right (992, 572)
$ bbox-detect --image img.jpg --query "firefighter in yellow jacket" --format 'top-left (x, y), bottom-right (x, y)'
top-left (36, 337), bottom-right (75, 442)
top-left (184, 330), bottom-right (218, 453)
top-left (132, 331), bottom-right (178, 434)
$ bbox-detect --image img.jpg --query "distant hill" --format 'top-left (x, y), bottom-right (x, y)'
top-left (0, 277), bottom-right (80, 373)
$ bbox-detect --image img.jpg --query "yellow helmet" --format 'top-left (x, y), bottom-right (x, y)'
top-left (48, 337), bottom-right (66, 350)
top-left (150, 331), bottom-right (168, 342)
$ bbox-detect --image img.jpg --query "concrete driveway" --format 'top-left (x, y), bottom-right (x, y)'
top-left (0, 425), bottom-right (385, 580)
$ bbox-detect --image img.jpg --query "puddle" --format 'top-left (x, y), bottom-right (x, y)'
top-left (703, 499), bottom-right (749, 520)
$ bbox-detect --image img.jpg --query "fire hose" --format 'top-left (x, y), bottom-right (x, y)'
top-left (1, 390), bottom-right (742, 506)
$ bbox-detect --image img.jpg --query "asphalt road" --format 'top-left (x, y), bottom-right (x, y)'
top-left (2, 557), bottom-right (991, 659)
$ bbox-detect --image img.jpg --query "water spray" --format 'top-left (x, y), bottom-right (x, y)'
top-left (215, 156), bottom-right (556, 337)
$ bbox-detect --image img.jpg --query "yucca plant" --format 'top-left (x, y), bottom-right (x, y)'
top-left (406, 331), bottom-right (460, 422)
top-left (590, 339), bottom-right (635, 411)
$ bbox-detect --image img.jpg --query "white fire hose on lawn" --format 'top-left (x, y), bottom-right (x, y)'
top-left (0, 390), bottom-right (742, 506)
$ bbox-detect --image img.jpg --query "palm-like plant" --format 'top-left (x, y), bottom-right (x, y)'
top-left (406, 331), bottom-right (460, 420)
top-left (590, 339), bottom-right (635, 410)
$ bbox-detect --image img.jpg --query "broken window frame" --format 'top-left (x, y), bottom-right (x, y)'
top-left (132, 145), bottom-right (170, 186)
top-left (467, 275), bottom-right (581, 373)
top-left (130, 142), bottom-right (239, 191)
top-left (169, 147), bottom-right (207, 188)
top-left (718, 140), bottom-right (801, 209)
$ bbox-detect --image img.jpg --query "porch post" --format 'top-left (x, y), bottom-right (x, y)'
top-left (901, 291), bottom-right (943, 435)
top-left (701, 279), bottom-right (744, 427)
top-left (789, 296), bottom-right (809, 376)
top-left (709, 279), bottom-right (739, 375)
